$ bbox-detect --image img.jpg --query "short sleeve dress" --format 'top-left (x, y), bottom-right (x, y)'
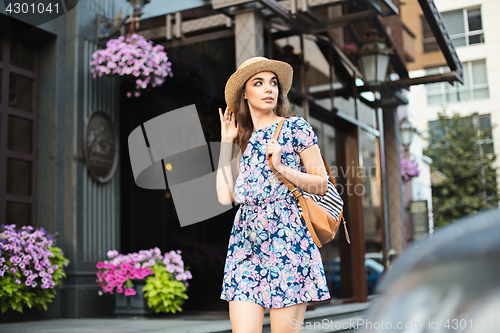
top-left (220, 116), bottom-right (331, 308)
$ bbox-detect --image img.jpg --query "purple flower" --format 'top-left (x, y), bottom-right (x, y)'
top-left (107, 250), bottom-right (119, 259)
top-left (89, 34), bottom-right (172, 97)
top-left (401, 159), bottom-right (420, 181)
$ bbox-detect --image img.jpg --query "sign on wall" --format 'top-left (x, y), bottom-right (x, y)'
top-left (410, 200), bottom-right (430, 241)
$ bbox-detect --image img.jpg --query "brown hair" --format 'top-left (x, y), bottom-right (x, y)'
top-left (234, 75), bottom-right (296, 153)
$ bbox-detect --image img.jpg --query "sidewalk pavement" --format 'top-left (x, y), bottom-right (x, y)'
top-left (0, 302), bottom-right (369, 333)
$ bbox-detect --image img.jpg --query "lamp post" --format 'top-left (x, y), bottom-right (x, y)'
top-left (355, 28), bottom-right (393, 270)
top-left (357, 29), bottom-right (392, 88)
top-left (400, 119), bottom-right (414, 150)
top-left (96, 0), bottom-right (151, 44)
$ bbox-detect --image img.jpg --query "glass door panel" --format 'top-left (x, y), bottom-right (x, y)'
top-left (7, 158), bottom-right (32, 196)
top-left (9, 73), bottom-right (34, 112)
top-left (8, 115), bottom-right (33, 153)
top-left (6, 202), bottom-right (31, 226)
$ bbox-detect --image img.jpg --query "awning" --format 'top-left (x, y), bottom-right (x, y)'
top-left (136, 0), bottom-right (463, 97)
top-left (417, 0), bottom-right (463, 84)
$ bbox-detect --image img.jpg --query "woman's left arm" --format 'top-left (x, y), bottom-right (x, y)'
top-left (267, 139), bottom-right (328, 195)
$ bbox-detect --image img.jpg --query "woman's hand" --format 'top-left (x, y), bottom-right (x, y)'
top-left (266, 138), bottom-right (282, 169)
top-left (219, 107), bottom-right (238, 142)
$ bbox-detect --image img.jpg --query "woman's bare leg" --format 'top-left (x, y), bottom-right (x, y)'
top-left (229, 300), bottom-right (266, 333)
top-left (269, 302), bottom-right (308, 333)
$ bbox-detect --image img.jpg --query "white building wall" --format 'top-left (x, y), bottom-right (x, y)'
top-left (410, 133), bottom-right (434, 234)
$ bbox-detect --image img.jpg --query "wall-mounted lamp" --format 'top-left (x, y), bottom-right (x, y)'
top-left (356, 29), bottom-right (393, 88)
top-left (96, 0), bottom-right (150, 44)
top-left (400, 119), bottom-right (414, 148)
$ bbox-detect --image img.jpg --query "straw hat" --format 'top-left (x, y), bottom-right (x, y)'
top-left (224, 57), bottom-right (293, 113)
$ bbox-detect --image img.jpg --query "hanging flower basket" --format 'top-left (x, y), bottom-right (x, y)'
top-left (90, 34), bottom-right (173, 98)
top-left (401, 158), bottom-right (420, 182)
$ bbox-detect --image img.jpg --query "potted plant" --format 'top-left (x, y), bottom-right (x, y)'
top-left (0, 224), bottom-right (70, 313)
top-left (96, 247), bottom-right (192, 316)
top-left (401, 158), bottom-right (421, 182)
top-left (89, 34), bottom-right (173, 98)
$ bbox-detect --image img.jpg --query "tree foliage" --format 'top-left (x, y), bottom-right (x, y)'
top-left (424, 112), bottom-right (498, 228)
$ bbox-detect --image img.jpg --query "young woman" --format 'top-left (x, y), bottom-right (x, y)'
top-left (216, 57), bottom-right (331, 333)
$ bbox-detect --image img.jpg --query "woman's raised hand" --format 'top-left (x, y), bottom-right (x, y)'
top-left (219, 107), bottom-right (238, 142)
top-left (266, 138), bottom-right (282, 169)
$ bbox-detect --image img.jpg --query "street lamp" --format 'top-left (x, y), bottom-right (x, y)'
top-left (355, 28), bottom-right (393, 270)
top-left (96, 0), bottom-right (151, 44)
top-left (357, 29), bottom-right (393, 87)
top-left (400, 119), bottom-right (414, 148)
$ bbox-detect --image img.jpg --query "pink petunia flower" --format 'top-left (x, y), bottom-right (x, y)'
top-left (124, 288), bottom-right (136, 296)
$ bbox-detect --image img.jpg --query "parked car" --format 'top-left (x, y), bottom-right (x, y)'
top-left (356, 209), bottom-right (500, 333)
top-left (365, 252), bottom-right (383, 265)
top-left (326, 258), bottom-right (384, 297)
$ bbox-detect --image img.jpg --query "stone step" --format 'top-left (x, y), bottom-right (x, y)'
top-left (0, 302), bottom-right (369, 333)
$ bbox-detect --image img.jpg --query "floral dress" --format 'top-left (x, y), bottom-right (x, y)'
top-left (220, 116), bottom-right (331, 308)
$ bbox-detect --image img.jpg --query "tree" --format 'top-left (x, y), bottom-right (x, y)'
top-left (424, 112), bottom-right (499, 228)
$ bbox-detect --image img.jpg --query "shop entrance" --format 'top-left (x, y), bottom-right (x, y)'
top-left (119, 36), bottom-right (236, 311)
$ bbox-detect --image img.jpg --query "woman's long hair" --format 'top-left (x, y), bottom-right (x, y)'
top-left (234, 76), bottom-right (295, 153)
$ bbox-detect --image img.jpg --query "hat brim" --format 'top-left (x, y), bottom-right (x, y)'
top-left (224, 59), bottom-right (293, 113)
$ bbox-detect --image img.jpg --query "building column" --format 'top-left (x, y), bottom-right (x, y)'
top-left (383, 107), bottom-right (407, 254)
top-left (234, 8), bottom-right (264, 68)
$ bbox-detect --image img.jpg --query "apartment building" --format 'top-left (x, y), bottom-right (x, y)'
top-left (402, 0), bottom-right (500, 172)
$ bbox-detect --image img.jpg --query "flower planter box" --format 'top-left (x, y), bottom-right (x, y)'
top-left (114, 280), bottom-right (154, 317)
top-left (98, 248), bottom-right (192, 315)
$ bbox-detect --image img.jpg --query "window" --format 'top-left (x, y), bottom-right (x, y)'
top-left (478, 114), bottom-right (494, 155)
top-left (442, 8), bottom-right (484, 48)
top-left (422, 8), bottom-right (484, 52)
top-left (426, 60), bottom-right (489, 105)
top-left (429, 114), bottom-right (494, 155)
top-left (0, 35), bottom-right (38, 227)
top-left (422, 16), bottom-right (439, 52)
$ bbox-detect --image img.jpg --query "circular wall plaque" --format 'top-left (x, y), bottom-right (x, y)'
top-left (83, 111), bottom-right (119, 183)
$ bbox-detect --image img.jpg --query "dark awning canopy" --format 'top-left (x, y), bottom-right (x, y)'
top-left (137, 0), bottom-right (462, 106)
top-left (417, 0), bottom-right (463, 84)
